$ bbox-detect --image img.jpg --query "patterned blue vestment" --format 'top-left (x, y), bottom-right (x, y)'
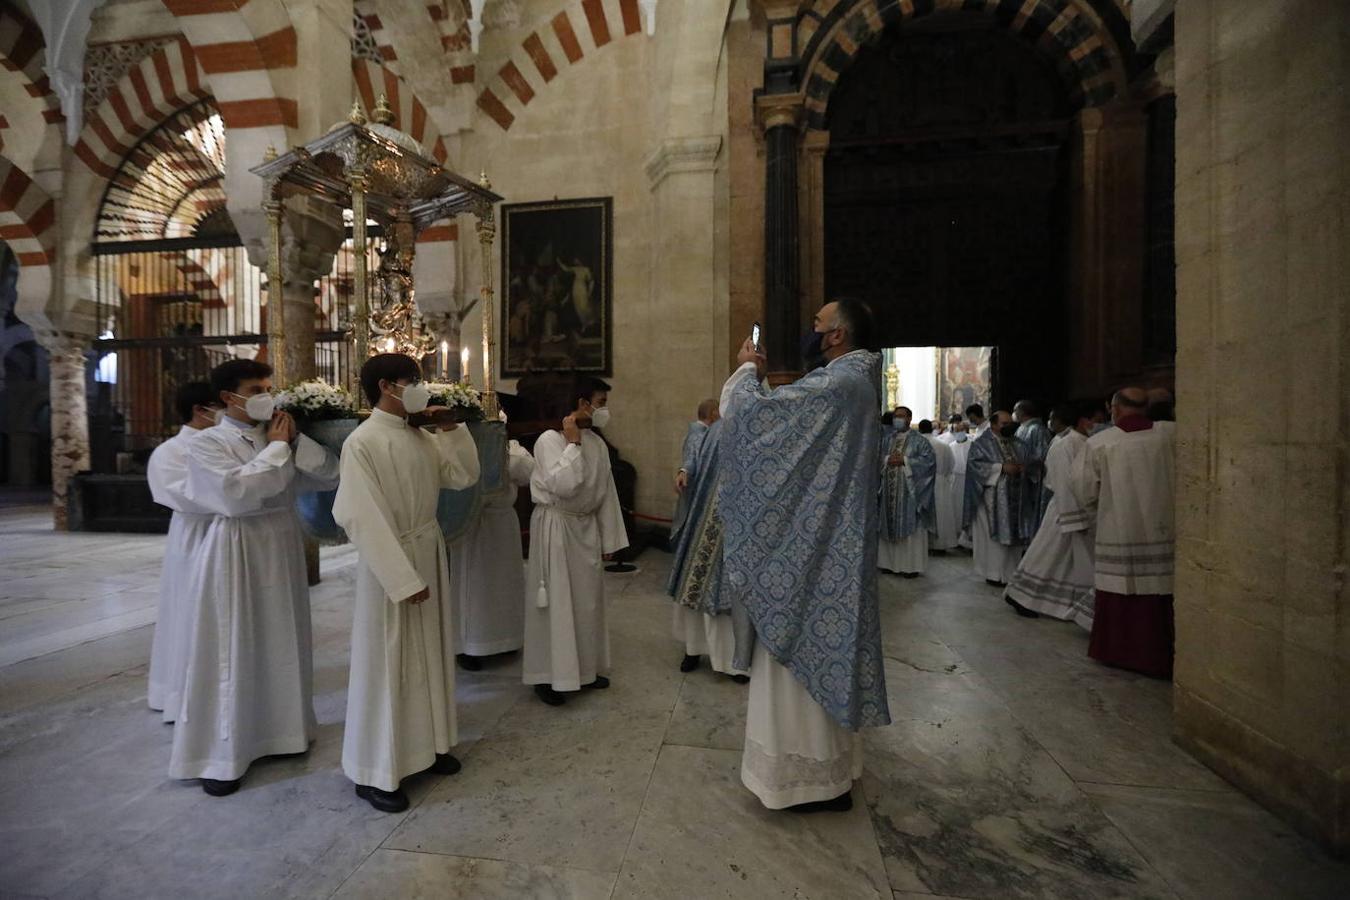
top-left (666, 418), bottom-right (727, 613)
top-left (719, 350), bottom-right (891, 731)
top-left (670, 420), bottom-right (709, 543)
top-left (1015, 419), bottom-right (1054, 539)
top-left (962, 428), bottom-right (1025, 545)
top-left (879, 428), bottom-right (937, 540)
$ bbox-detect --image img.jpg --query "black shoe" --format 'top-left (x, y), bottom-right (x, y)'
top-left (730, 674), bottom-right (750, 684)
top-left (583, 675), bottom-right (610, 690)
top-left (788, 790), bottom-right (853, 813)
top-left (456, 654), bottom-right (483, 671)
top-left (679, 654), bottom-right (700, 673)
top-left (985, 579), bottom-right (1007, 587)
top-left (1005, 595), bottom-right (1040, 618)
top-left (200, 778), bottom-right (241, 797)
top-left (901, 572), bottom-right (921, 579)
top-left (535, 684), bottom-right (566, 706)
top-left (355, 783), bottom-right (410, 813)
top-left (430, 753), bottom-right (461, 776)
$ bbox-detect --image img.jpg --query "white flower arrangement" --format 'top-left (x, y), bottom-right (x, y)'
top-left (424, 381), bottom-right (486, 422)
top-left (275, 379), bottom-right (358, 422)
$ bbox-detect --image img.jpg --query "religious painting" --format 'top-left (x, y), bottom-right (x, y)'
top-left (937, 346), bottom-right (994, 422)
top-left (500, 197), bottom-right (612, 377)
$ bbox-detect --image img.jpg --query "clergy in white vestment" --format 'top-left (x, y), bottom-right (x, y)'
top-left (522, 376), bottom-right (629, 706)
top-left (962, 410), bottom-right (1027, 586)
top-left (669, 399), bottom-right (718, 544)
top-left (169, 359), bottom-right (339, 796)
top-left (948, 422), bottom-right (974, 548)
top-left (332, 354), bottom-right (482, 813)
top-left (720, 299), bottom-right (890, 813)
top-left (1005, 401), bottom-right (1096, 625)
top-left (449, 424), bottom-right (534, 669)
top-left (1072, 387), bottom-right (1176, 679)
top-left (878, 407), bottom-right (937, 577)
top-left (920, 420), bottom-right (959, 551)
top-left (146, 381), bottom-right (222, 722)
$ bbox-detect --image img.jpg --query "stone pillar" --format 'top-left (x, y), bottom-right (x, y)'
top-left (277, 197), bottom-right (344, 384)
top-left (1171, 0), bottom-right (1349, 855)
top-left (798, 128), bottom-right (829, 339)
top-left (44, 334), bottom-right (91, 531)
top-left (757, 94), bottom-right (803, 384)
top-left (1066, 103), bottom-right (1148, 396)
top-left (642, 135), bottom-right (724, 517)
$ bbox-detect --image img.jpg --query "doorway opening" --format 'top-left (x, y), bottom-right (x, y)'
top-left (880, 346), bottom-right (995, 424)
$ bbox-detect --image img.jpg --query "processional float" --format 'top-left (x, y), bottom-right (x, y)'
top-left (249, 97), bottom-right (508, 544)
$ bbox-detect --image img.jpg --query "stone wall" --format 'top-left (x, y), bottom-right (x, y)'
top-left (1172, 0), bottom-right (1349, 855)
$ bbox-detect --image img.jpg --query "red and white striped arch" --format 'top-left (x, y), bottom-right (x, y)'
top-left (351, 59), bottom-right (449, 165)
top-left (73, 38), bottom-right (211, 180)
top-left (0, 3), bottom-right (64, 131)
top-left (0, 154), bottom-right (55, 268)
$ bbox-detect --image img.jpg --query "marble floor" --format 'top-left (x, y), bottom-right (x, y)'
top-left (1, 503), bottom-right (1347, 900)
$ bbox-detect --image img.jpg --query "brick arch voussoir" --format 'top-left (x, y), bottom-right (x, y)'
top-left (0, 153), bottom-right (56, 269)
top-left (351, 59), bottom-right (448, 165)
top-left (0, 2), bottom-right (65, 128)
top-left (474, 0), bottom-right (645, 132)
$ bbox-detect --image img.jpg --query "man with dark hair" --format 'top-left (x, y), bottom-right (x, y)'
top-left (333, 353), bottom-right (481, 812)
top-left (719, 298), bottom-right (889, 812)
top-left (1073, 387), bottom-right (1176, 678)
top-left (170, 358), bottom-right (340, 796)
top-left (964, 410), bottom-right (1027, 586)
top-left (965, 404), bottom-right (987, 436)
top-left (1005, 399), bottom-right (1097, 624)
top-left (523, 374), bottom-right (628, 705)
top-left (1014, 399), bottom-right (1054, 537)
top-left (879, 406), bottom-right (936, 577)
top-left (146, 381), bottom-right (221, 722)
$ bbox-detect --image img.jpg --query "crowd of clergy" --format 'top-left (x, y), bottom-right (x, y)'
top-left (143, 295), bottom-right (1176, 819)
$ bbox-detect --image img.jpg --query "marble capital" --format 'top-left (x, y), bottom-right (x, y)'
top-left (643, 136), bottom-right (723, 190)
top-left (754, 93), bottom-right (804, 135)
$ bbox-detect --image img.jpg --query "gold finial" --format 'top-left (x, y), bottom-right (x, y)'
top-left (349, 100), bottom-right (367, 125)
top-left (478, 170), bottom-right (491, 189)
top-left (372, 93), bottom-right (395, 126)
top-left (263, 144), bottom-right (277, 161)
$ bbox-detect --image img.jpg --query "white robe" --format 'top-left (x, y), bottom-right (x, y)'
top-left (169, 417), bottom-right (339, 782)
top-left (925, 434), bottom-right (958, 550)
top-left (522, 430), bottom-right (628, 691)
top-left (147, 424), bottom-right (216, 721)
top-left (950, 438), bottom-right (972, 548)
top-left (1072, 423), bottom-right (1176, 596)
top-left (1006, 429), bottom-right (1096, 626)
top-left (449, 440), bottom-right (534, 657)
top-left (672, 605), bottom-right (747, 676)
top-left (332, 409), bottom-right (481, 792)
top-left (877, 529), bottom-right (928, 573)
top-left (741, 648), bottom-right (862, 809)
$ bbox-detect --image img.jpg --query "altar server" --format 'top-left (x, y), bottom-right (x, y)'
top-left (333, 353), bottom-right (481, 812)
top-left (522, 376), bottom-right (628, 706)
top-left (667, 414), bottom-right (748, 680)
top-left (963, 410), bottom-right (1026, 586)
top-left (878, 407), bottom-right (937, 576)
top-left (920, 419), bottom-right (959, 551)
top-left (146, 381), bottom-right (221, 721)
top-left (721, 299), bottom-right (890, 812)
top-left (1005, 402), bottom-right (1096, 624)
top-left (450, 418), bottom-right (534, 670)
top-left (1073, 388), bottom-right (1176, 678)
top-left (169, 359), bottom-right (339, 796)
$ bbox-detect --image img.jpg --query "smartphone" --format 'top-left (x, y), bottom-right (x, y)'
top-left (750, 321), bottom-right (762, 353)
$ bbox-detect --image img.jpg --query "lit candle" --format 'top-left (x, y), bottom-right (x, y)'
top-left (482, 334), bottom-right (489, 387)
top-left (440, 341), bottom-right (449, 380)
top-left (460, 346), bottom-right (470, 383)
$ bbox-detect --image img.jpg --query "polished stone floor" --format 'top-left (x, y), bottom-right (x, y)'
top-left (1, 502), bottom-right (1347, 899)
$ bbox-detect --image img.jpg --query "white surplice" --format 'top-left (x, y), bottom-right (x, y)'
top-left (169, 417), bottom-right (339, 782)
top-left (973, 504), bottom-right (1023, 583)
top-left (925, 434), bottom-right (958, 550)
top-left (332, 409), bottom-right (481, 792)
top-left (1007, 429), bottom-right (1096, 626)
top-left (522, 429), bottom-right (628, 692)
top-left (741, 647), bottom-right (862, 809)
top-left (448, 440), bottom-right (534, 657)
top-left (950, 437), bottom-right (972, 548)
top-left (147, 424), bottom-right (216, 721)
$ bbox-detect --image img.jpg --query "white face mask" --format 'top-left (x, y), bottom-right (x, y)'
top-left (211, 408), bottom-right (227, 426)
top-left (590, 407), bottom-right (611, 429)
top-left (231, 391), bottom-right (275, 422)
top-left (895, 419), bottom-right (910, 432)
top-left (395, 381), bottom-right (430, 414)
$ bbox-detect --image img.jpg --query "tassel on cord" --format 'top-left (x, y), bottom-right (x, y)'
top-left (536, 581), bottom-right (549, 609)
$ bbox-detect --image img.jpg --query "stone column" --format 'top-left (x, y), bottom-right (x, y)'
top-left (757, 94), bottom-right (804, 384)
top-left (798, 128), bottom-right (830, 340)
top-left (278, 197), bottom-right (343, 384)
top-left (1171, 0), bottom-right (1349, 855)
top-left (43, 334), bottom-right (91, 531)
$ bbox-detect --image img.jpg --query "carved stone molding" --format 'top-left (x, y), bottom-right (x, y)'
top-left (754, 92), bottom-right (804, 135)
top-left (83, 36), bottom-right (179, 118)
top-left (643, 135), bottom-right (723, 189)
